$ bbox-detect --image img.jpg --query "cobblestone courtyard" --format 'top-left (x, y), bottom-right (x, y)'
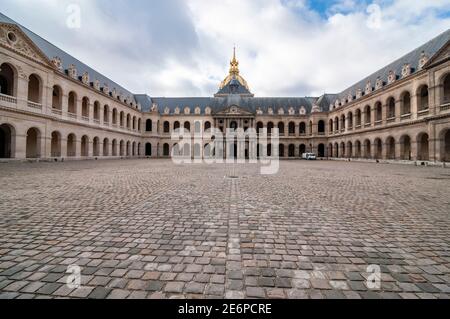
top-left (0, 159), bottom-right (449, 299)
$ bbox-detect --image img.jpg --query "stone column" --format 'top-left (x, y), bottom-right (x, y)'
top-left (14, 133), bottom-right (27, 159)
top-left (61, 137), bottom-right (67, 159)
top-left (62, 94), bottom-right (69, 114)
top-left (44, 136), bottom-right (52, 158)
top-left (16, 76), bottom-right (29, 110)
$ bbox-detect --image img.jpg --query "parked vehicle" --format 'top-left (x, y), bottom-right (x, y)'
top-left (302, 153), bottom-right (317, 160)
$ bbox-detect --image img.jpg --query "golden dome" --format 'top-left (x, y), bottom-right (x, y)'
top-left (219, 47), bottom-right (250, 91)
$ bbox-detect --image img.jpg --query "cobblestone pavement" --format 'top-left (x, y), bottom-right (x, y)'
top-left (0, 159), bottom-right (449, 299)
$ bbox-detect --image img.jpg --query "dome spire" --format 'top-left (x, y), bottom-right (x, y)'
top-left (229, 46), bottom-right (240, 76)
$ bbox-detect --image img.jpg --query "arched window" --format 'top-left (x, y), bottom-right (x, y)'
top-left (347, 113), bottom-right (353, 129)
top-left (27, 74), bottom-right (42, 103)
top-left (299, 122), bottom-right (306, 135)
top-left (205, 121), bottom-right (211, 132)
top-left (340, 115), bottom-right (346, 130)
top-left (387, 98), bottom-right (395, 119)
top-left (267, 122), bottom-right (274, 135)
top-left (50, 131), bottom-right (61, 157)
top-left (68, 92), bottom-right (77, 115)
top-left (120, 112), bottom-right (125, 127)
top-left (52, 85), bottom-right (62, 110)
top-left (278, 122), bottom-right (285, 136)
top-left (184, 121), bottom-right (191, 131)
top-left (82, 97), bottom-right (89, 119)
top-left (67, 134), bottom-right (76, 157)
top-left (145, 143), bottom-right (152, 156)
top-left (418, 85), bottom-right (429, 111)
top-left (401, 92), bottom-right (411, 115)
top-left (375, 102), bottom-right (382, 121)
top-left (334, 117), bottom-right (339, 132)
top-left (0, 123), bottom-right (15, 158)
top-left (93, 101), bottom-right (100, 121)
top-left (417, 133), bottom-right (429, 161)
top-left (288, 144), bottom-right (295, 157)
top-left (132, 116), bottom-right (136, 130)
top-left (279, 144), bottom-right (285, 157)
top-left (138, 119), bottom-right (141, 131)
top-left (0, 63), bottom-right (16, 96)
top-left (355, 109), bottom-right (362, 127)
top-left (329, 119), bottom-right (333, 133)
top-left (364, 105), bottom-right (371, 124)
top-left (126, 114), bottom-right (131, 128)
top-left (81, 135), bottom-right (89, 157)
top-left (174, 121), bottom-right (180, 131)
top-left (103, 105), bottom-right (110, 124)
top-left (164, 121), bottom-right (170, 133)
top-left (288, 122), bottom-right (295, 135)
top-left (112, 139), bottom-right (118, 156)
top-left (309, 121), bottom-right (313, 135)
top-left (194, 121), bottom-right (201, 133)
top-left (318, 144), bottom-right (325, 158)
top-left (103, 138), bottom-right (109, 156)
top-left (146, 119), bottom-right (152, 132)
top-left (112, 109), bottom-right (118, 125)
top-left (257, 122), bottom-right (263, 134)
top-left (93, 137), bottom-right (100, 157)
top-left (443, 74), bottom-right (450, 104)
top-left (163, 143), bottom-right (170, 156)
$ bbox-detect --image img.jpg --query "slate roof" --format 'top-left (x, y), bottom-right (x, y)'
top-left (1, 11), bottom-right (449, 115)
top-left (143, 95), bottom-right (319, 114)
top-left (337, 29), bottom-right (450, 103)
top-left (0, 12), bottom-right (137, 105)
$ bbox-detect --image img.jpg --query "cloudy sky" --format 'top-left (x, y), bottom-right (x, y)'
top-left (1, 0), bottom-right (450, 97)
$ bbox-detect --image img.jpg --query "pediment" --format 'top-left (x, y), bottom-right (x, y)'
top-left (423, 40), bottom-right (450, 69)
top-left (0, 23), bottom-right (51, 66)
top-left (215, 105), bottom-right (253, 116)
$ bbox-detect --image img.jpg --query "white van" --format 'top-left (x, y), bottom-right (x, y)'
top-left (302, 153), bottom-right (317, 160)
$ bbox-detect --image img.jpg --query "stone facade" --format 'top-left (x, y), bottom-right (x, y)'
top-left (0, 17), bottom-right (450, 163)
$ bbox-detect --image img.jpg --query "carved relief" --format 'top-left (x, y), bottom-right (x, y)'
top-left (365, 81), bottom-right (373, 95)
top-left (288, 107), bottom-right (295, 115)
top-left (299, 106), bottom-right (306, 115)
top-left (184, 107), bottom-right (191, 115)
top-left (268, 108), bottom-right (273, 115)
top-left (311, 104), bottom-right (320, 113)
top-left (164, 107), bottom-right (170, 115)
top-left (256, 107), bottom-right (263, 115)
top-left (401, 64), bottom-right (411, 78)
top-left (93, 79), bottom-right (100, 91)
top-left (278, 108), bottom-right (284, 115)
top-left (375, 77), bottom-right (383, 90)
top-left (151, 103), bottom-right (158, 112)
top-left (68, 64), bottom-right (77, 79)
top-left (205, 107), bottom-right (212, 115)
top-left (102, 84), bottom-right (109, 95)
top-left (0, 25), bottom-right (45, 63)
top-left (112, 88), bottom-right (117, 99)
top-left (51, 56), bottom-right (62, 70)
top-left (81, 72), bottom-right (89, 85)
top-left (388, 70), bottom-right (396, 84)
top-left (347, 93), bottom-right (353, 103)
top-left (419, 51), bottom-right (429, 69)
top-left (195, 107), bottom-right (201, 115)
top-left (356, 88), bottom-right (363, 99)
top-left (334, 100), bottom-right (340, 108)
top-left (174, 107), bottom-right (180, 115)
